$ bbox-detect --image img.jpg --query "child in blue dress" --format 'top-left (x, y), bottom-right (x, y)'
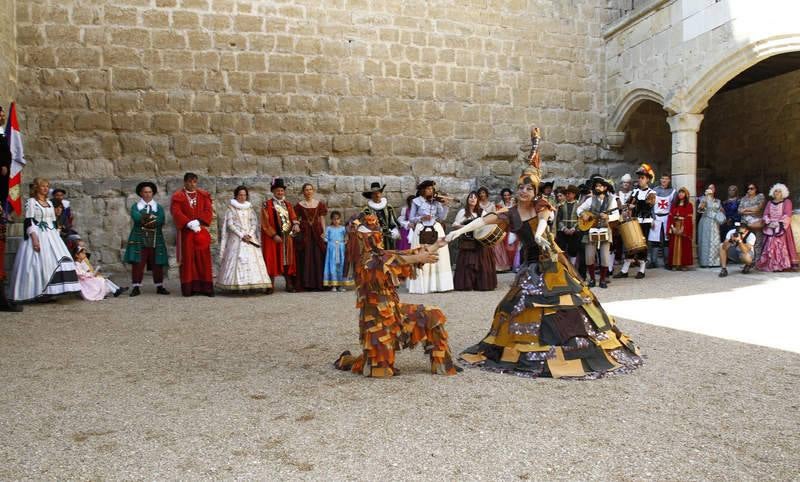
top-left (323, 211), bottom-right (353, 291)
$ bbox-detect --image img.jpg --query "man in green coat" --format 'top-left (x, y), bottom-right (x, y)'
top-left (124, 181), bottom-right (170, 296)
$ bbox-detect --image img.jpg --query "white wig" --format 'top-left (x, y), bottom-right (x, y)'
top-left (769, 183), bottom-right (789, 199)
top-left (621, 173), bottom-right (632, 183)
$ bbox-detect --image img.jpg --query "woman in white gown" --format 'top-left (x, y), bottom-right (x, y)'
top-left (216, 186), bottom-right (273, 294)
top-left (407, 180), bottom-right (453, 294)
top-left (9, 177), bottom-right (81, 302)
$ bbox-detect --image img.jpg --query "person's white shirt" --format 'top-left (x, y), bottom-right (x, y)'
top-left (724, 228), bottom-right (756, 246)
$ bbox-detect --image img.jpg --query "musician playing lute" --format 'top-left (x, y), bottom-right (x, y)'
top-left (576, 175), bottom-right (619, 288)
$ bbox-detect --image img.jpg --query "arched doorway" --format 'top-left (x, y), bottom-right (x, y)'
top-left (697, 52), bottom-right (800, 196)
top-left (621, 100), bottom-right (671, 179)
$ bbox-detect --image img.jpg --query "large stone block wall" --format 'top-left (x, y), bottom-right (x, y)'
top-left (0, 0), bottom-right (16, 103)
top-left (698, 69), bottom-right (800, 198)
top-left (13, 0), bottom-right (627, 271)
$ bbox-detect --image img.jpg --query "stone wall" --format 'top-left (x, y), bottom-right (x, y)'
top-left (13, 0), bottom-right (625, 271)
top-left (0, 0), bottom-right (16, 103)
top-left (698, 69), bottom-right (800, 199)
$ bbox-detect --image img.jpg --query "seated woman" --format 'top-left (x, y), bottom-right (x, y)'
top-left (73, 245), bottom-right (127, 300)
top-left (445, 127), bottom-right (642, 379)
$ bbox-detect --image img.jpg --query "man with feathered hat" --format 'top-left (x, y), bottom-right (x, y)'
top-left (614, 163), bottom-right (656, 279)
top-left (124, 181), bottom-right (170, 297)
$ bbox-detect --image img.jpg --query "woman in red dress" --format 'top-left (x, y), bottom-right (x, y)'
top-left (294, 183), bottom-right (328, 291)
top-left (667, 187), bottom-right (694, 270)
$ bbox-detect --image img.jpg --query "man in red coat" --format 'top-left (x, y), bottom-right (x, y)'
top-left (171, 172), bottom-right (214, 297)
top-left (260, 178), bottom-right (300, 292)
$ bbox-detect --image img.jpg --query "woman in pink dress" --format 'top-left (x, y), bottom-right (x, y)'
top-left (491, 188), bottom-right (517, 272)
top-left (757, 183), bottom-right (798, 272)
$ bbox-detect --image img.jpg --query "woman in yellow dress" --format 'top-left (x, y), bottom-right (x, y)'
top-left (445, 128), bottom-right (642, 379)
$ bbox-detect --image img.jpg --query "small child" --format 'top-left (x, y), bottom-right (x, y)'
top-left (323, 211), bottom-right (353, 292)
top-left (73, 245), bottom-right (128, 300)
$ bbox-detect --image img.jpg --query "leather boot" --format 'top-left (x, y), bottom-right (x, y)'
top-left (0, 280), bottom-right (23, 312)
top-left (587, 264), bottom-right (596, 287)
top-left (599, 267), bottom-right (608, 289)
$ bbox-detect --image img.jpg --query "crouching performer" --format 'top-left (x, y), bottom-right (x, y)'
top-left (334, 213), bottom-right (459, 377)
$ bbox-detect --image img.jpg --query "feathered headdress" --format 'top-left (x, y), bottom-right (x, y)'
top-left (518, 126), bottom-right (542, 189)
top-left (634, 163), bottom-right (655, 181)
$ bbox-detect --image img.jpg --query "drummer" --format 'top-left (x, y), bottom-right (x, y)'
top-left (614, 164), bottom-right (656, 280)
top-left (577, 175), bottom-right (619, 289)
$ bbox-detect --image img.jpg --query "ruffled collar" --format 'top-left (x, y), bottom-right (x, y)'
top-left (136, 199), bottom-right (159, 212)
top-left (368, 198), bottom-right (388, 210)
top-left (230, 199), bottom-right (252, 210)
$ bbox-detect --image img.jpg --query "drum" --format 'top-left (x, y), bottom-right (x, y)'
top-left (619, 219), bottom-right (647, 254)
top-left (588, 227), bottom-right (610, 243)
top-left (474, 224), bottom-right (505, 248)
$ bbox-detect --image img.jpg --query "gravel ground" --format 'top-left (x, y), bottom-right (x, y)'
top-left (1, 268), bottom-right (799, 480)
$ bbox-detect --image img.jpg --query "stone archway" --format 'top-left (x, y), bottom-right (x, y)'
top-left (664, 35), bottom-right (800, 197)
top-left (618, 99), bottom-right (671, 180)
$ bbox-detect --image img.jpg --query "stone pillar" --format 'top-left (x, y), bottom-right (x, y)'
top-left (667, 113), bottom-right (704, 197)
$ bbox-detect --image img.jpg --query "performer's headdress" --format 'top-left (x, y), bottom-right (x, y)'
top-left (565, 185), bottom-right (580, 196)
top-left (416, 180), bottom-right (436, 192)
top-left (136, 181), bottom-right (157, 196)
top-left (518, 127), bottom-right (542, 191)
top-left (635, 163), bottom-right (655, 181)
top-left (621, 173), bottom-right (632, 183)
top-left (362, 182), bottom-right (386, 199)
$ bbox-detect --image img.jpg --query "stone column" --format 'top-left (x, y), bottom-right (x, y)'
top-left (667, 113), bottom-right (704, 197)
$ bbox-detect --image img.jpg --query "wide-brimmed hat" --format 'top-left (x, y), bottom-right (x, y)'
top-left (564, 184), bottom-right (580, 195)
top-left (136, 181), bottom-right (157, 196)
top-left (588, 175), bottom-right (614, 193)
top-left (362, 182), bottom-right (385, 199)
top-left (271, 178), bottom-right (287, 191)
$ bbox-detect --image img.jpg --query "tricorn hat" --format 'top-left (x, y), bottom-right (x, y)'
top-left (271, 177), bottom-right (287, 191)
top-left (362, 182), bottom-right (386, 199)
top-left (136, 181), bottom-right (158, 196)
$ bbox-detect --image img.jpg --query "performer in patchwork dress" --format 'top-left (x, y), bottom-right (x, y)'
top-left (8, 177), bottom-right (81, 302)
top-left (217, 186), bottom-right (273, 294)
top-left (334, 213), bottom-right (458, 377)
top-left (446, 127), bottom-right (642, 379)
top-left (407, 180), bottom-right (453, 294)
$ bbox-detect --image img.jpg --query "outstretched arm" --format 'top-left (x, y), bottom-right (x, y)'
top-left (444, 212), bottom-right (502, 242)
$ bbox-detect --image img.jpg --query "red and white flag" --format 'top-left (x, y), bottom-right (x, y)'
top-left (4, 102), bottom-right (25, 215)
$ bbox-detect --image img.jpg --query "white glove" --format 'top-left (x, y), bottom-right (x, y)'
top-left (186, 219), bottom-right (201, 232)
top-left (390, 227), bottom-right (400, 240)
top-left (446, 216), bottom-right (487, 242)
top-left (534, 234), bottom-right (551, 252)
